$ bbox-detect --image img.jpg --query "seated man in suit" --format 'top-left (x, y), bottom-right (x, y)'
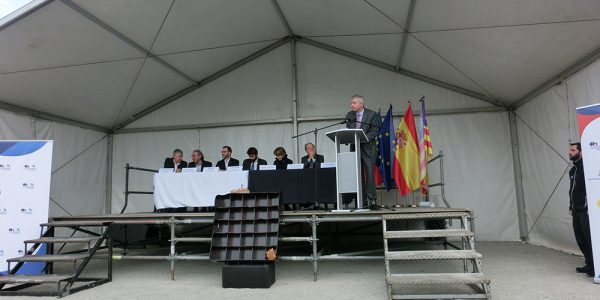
top-left (162, 149), bottom-right (188, 213)
top-left (188, 150), bottom-right (213, 172)
top-left (242, 147), bottom-right (267, 170)
top-left (163, 148), bottom-right (187, 172)
top-left (216, 146), bottom-right (240, 171)
top-left (273, 147), bottom-right (293, 170)
top-left (188, 149), bottom-right (213, 212)
top-left (301, 143), bottom-right (324, 168)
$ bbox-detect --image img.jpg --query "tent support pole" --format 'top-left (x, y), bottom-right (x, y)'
top-left (509, 111), bottom-right (528, 241)
top-left (105, 134), bottom-right (113, 214)
top-left (291, 38), bottom-right (300, 162)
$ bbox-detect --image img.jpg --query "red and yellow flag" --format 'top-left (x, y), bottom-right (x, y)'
top-left (393, 102), bottom-right (421, 196)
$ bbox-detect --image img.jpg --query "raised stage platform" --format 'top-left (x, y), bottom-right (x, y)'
top-left (51, 207), bottom-right (472, 281)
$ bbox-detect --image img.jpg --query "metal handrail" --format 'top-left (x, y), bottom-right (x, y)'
top-left (121, 163), bottom-right (157, 214)
top-left (427, 150), bottom-right (451, 208)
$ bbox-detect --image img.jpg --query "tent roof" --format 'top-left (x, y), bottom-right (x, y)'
top-left (1, 0), bottom-right (600, 131)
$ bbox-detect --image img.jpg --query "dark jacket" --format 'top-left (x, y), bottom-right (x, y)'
top-left (345, 108), bottom-right (379, 159)
top-left (163, 158), bottom-right (187, 170)
top-left (188, 160), bottom-right (213, 172)
top-left (301, 154), bottom-right (324, 168)
top-left (569, 158), bottom-right (587, 212)
top-left (242, 158), bottom-right (267, 170)
top-left (216, 158), bottom-right (240, 170)
top-left (274, 155), bottom-right (293, 170)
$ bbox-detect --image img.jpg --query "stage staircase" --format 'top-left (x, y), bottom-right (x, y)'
top-left (0, 220), bottom-right (113, 298)
top-left (382, 211), bottom-right (491, 299)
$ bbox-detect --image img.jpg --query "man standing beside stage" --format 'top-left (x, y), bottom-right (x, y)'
top-left (568, 142), bottom-right (595, 277)
top-left (345, 94), bottom-right (379, 209)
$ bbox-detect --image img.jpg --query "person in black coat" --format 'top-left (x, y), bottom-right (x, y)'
top-left (242, 147), bottom-right (267, 170)
top-left (345, 94), bottom-right (379, 208)
top-left (301, 142), bottom-right (324, 169)
top-left (188, 150), bottom-right (213, 171)
top-left (273, 147), bottom-right (293, 170)
top-left (216, 146), bottom-right (240, 170)
top-left (163, 148), bottom-right (187, 172)
top-left (568, 142), bottom-right (595, 277)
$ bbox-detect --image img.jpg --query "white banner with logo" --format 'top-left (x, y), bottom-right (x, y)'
top-left (0, 141), bottom-right (52, 275)
top-left (577, 105), bottom-right (600, 283)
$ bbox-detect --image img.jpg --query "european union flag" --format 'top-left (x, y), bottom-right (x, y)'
top-left (376, 105), bottom-right (396, 191)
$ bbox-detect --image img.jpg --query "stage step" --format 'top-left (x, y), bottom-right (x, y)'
top-left (0, 274), bottom-right (73, 284)
top-left (24, 237), bottom-right (99, 244)
top-left (382, 212), bottom-right (468, 220)
top-left (384, 229), bottom-right (473, 239)
top-left (386, 250), bottom-right (481, 261)
top-left (41, 220), bottom-right (110, 227)
top-left (7, 254), bottom-right (90, 263)
top-left (387, 273), bottom-right (490, 285)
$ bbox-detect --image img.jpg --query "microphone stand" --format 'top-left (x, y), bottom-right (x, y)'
top-left (291, 119), bottom-right (348, 211)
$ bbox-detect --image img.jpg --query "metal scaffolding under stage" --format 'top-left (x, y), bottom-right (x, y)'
top-left (51, 207), bottom-right (472, 282)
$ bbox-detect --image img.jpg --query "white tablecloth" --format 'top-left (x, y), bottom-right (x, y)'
top-left (153, 171), bottom-right (248, 209)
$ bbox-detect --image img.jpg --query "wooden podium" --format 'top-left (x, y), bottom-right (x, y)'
top-left (325, 128), bottom-right (368, 212)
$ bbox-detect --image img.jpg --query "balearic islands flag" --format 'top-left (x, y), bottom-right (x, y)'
top-left (392, 102), bottom-right (421, 196)
top-left (418, 98), bottom-right (433, 194)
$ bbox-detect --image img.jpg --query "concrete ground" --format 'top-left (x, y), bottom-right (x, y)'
top-left (8, 241), bottom-right (599, 300)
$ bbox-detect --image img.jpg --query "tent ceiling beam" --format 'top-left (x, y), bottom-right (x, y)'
top-left (112, 37), bottom-right (292, 132)
top-left (513, 44), bottom-right (600, 108)
top-left (59, 0), bottom-right (197, 84)
top-left (271, 0), bottom-right (293, 36)
top-left (0, 100), bottom-right (109, 132)
top-left (395, 0), bottom-right (416, 70)
top-left (0, 0), bottom-right (53, 32)
top-left (114, 106), bottom-right (505, 134)
top-left (298, 36), bottom-right (507, 108)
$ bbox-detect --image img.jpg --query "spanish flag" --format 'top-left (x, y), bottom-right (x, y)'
top-left (393, 102), bottom-right (421, 196)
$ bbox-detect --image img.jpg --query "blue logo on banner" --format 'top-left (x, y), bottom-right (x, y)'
top-left (0, 141), bottom-right (46, 157)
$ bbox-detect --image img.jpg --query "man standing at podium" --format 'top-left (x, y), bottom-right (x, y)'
top-left (345, 94), bottom-right (379, 209)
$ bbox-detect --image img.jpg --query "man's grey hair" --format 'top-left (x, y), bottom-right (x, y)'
top-left (351, 94), bottom-right (364, 105)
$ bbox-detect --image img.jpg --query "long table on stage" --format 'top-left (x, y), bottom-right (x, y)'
top-left (248, 168), bottom-right (336, 204)
top-left (153, 171), bottom-right (248, 209)
top-left (153, 168), bottom-right (337, 209)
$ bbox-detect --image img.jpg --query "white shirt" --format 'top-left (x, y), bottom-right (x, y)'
top-left (224, 158), bottom-right (230, 169)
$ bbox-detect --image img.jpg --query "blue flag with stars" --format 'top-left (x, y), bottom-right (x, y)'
top-left (376, 105), bottom-right (396, 191)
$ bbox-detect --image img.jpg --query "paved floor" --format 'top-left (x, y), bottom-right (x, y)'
top-left (6, 241), bottom-right (600, 299)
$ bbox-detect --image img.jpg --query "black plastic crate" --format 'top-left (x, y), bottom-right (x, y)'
top-left (210, 193), bottom-right (280, 262)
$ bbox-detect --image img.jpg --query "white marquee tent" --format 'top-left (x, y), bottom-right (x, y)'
top-left (2, 0), bottom-right (600, 257)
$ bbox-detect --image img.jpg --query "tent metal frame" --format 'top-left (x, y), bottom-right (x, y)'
top-left (2, 0), bottom-right (600, 238)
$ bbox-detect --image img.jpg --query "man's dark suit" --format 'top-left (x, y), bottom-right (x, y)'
top-left (301, 154), bottom-right (324, 169)
top-left (161, 158), bottom-right (188, 212)
top-left (242, 158), bottom-right (268, 170)
top-left (216, 158), bottom-right (240, 170)
top-left (188, 160), bottom-right (213, 172)
top-left (163, 158), bottom-right (188, 170)
top-left (345, 108), bottom-right (379, 206)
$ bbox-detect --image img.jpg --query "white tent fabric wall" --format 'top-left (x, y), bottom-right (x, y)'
top-left (296, 43), bottom-right (497, 116)
top-left (516, 58), bottom-right (600, 254)
top-left (124, 44), bottom-right (293, 129)
top-left (35, 120), bottom-right (108, 217)
top-left (0, 108), bottom-right (108, 218)
top-left (114, 41), bottom-right (519, 241)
